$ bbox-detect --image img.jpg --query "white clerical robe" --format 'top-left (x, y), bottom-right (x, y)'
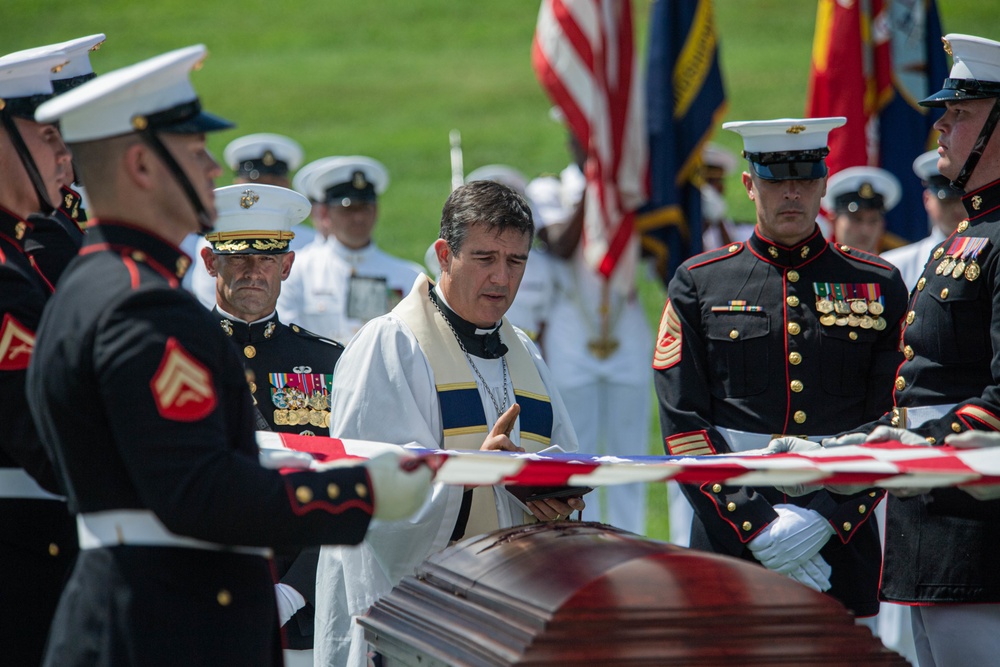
top-left (313, 286), bottom-right (578, 667)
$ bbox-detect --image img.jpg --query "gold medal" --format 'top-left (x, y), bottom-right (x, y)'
top-left (847, 314), bottom-right (862, 327)
top-left (850, 299), bottom-right (868, 314)
top-left (952, 259), bottom-right (967, 279)
top-left (296, 408), bottom-right (310, 424)
top-left (820, 313), bottom-right (836, 326)
top-left (834, 300), bottom-right (851, 315)
top-left (817, 299), bottom-right (835, 314)
top-left (835, 316), bottom-right (849, 326)
top-left (308, 393), bottom-right (326, 411)
top-left (309, 410), bottom-right (326, 428)
top-left (860, 316), bottom-right (874, 329)
top-left (966, 261), bottom-right (981, 281)
top-left (274, 409), bottom-right (289, 426)
top-left (869, 301), bottom-right (884, 316)
top-left (873, 317), bottom-right (887, 331)
top-left (285, 410), bottom-right (299, 426)
top-left (937, 257), bottom-right (954, 276)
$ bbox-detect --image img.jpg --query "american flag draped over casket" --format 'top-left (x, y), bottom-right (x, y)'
top-left (257, 432), bottom-right (1000, 493)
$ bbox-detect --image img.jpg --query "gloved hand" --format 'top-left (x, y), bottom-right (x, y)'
top-left (820, 432), bottom-right (868, 448)
top-left (785, 553), bottom-right (833, 592)
top-left (866, 426), bottom-right (930, 446)
top-left (365, 449), bottom-right (433, 521)
top-left (274, 583), bottom-right (306, 626)
top-left (945, 430), bottom-right (1000, 449)
top-left (747, 504), bottom-right (835, 574)
top-left (259, 448), bottom-right (315, 470)
top-left (735, 436), bottom-right (822, 457)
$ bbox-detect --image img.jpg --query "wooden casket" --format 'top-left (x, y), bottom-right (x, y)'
top-left (360, 522), bottom-right (906, 666)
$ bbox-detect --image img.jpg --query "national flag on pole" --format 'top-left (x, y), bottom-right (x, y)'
top-left (532, 0), bottom-right (648, 285)
top-left (807, 0), bottom-right (947, 245)
top-left (637, 0), bottom-right (727, 285)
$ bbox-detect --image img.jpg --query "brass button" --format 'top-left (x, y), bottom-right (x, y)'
top-left (728, 244), bottom-right (739, 253)
top-left (952, 422), bottom-right (962, 433)
top-left (787, 322), bottom-right (801, 335)
top-left (355, 483), bottom-right (368, 498)
top-left (793, 410), bottom-right (807, 424)
top-left (244, 345), bottom-right (256, 359)
top-left (742, 521), bottom-right (752, 532)
top-left (727, 502), bottom-right (736, 512)
top-left (905, 311), bottom-right (915, 325)
top-left (933, 247), bottom-right (944, 260)
top-left (891, 414), bottom-right (900, 427)
top-left (895, 377), bottom-right (906, 391)
top-left (958, 220), bottom-right (969, 233)
top-left (131, 251), bottom-right (147, 262)
top-left (869, 491), bottom-right (877, 497)
top-left (904, 345), bottom-right (914, 360)
top-left (292, 325), bottom-right (300, 332)
top-left (840, 244), bottom-right (851, 253)
top-left (711, 484), bottom-right (722, 494)
top-left (217, 589), bottom-right (232, 606)
top-left (787, 295), bottom-right (800, 307)
top-left (858, 504), bottom-right (867, 514)
top-left (729, 329), bottom-right (739, 340)
top-left (327, 483), bottom-right (340, 499)
top-left (789, 352), bottom-right (802, 365)
top-left (248, 382), bottom-right (257, 394)
top-left (295, 486), bottom-right (313, 503)
top-left (849, 331), bottom-right (858, 341)
top-left (927, 437), bottom-right (937, 445)
top-left (842, 522), bottom-right (852, 532)
top-left (940, 288), bottom-right (949, 299)
top-left (790, 380), bottom-right (804, 393)
top-left (917, 277), bottom-right (926, 291)
top-left (787, 270), bottom-right (800, 283)
top-left (48, 543), bottom-right (59, 557)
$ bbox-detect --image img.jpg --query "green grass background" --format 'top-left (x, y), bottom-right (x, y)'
top-left (6, 0), bottom-right (996, 539)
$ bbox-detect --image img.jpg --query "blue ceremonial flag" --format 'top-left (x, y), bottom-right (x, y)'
top-left (638, 0), bottom-right (727, 286)
top-left (879, 0), bottom-right (949, 246)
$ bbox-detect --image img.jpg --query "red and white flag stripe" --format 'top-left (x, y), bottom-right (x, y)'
top-left (532, 0), bottom-right (648, 285)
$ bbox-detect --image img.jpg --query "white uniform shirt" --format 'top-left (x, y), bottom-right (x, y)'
top-left (276, 238), bottom-right (425, 344)
top-left (313, 303), bottom-right (578, 667)
top-left (881, 227), bottom-right (947, 291)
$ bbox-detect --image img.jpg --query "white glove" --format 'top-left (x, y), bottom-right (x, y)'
top-left (785, 553), bottom-right (833, 592)
top-left (866, 426), bottom-right (930, 446)
top-left (274, 583), bottom-right (306, 626)
top-left (365, 450), bottom-right (433, 521)
top-left (258, 448), bottom-right (314, 470)
top-left (946, 430), bottom-right (1000, 449)
top-left (747, 504), bottom-right (835, 574)
top-left (820, 432), bottom-right (868, 448)
top-left (736, 436), bottom-right (822, 457)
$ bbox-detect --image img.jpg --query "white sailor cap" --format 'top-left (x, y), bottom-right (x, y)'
top-left (723, 117), bottom-right (846, 180)
top-left (223, 133), bottom-right (304, 180)
top-left (912, 149), bottom-right (963, 200)
top-left (12, 34), bottom-right (106, 94)
top-left (702, 143), bottom-right (739, 175)
top-left (922, 34), bottom-right (1000, 107)
top-left (0, 49), bottom-right (68, 119)
top-left (34, 44), bottom-right (233, 142)
top-left (205, 184), bottom-right (310, 254)
top-left (822, 166), bottom-right (902, 214)
top-left (465, 164), bottom-right (529, 197)
top-left (296, 156), bottom-right (389, 206)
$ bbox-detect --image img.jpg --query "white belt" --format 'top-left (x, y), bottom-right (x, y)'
top-left (77, 510), bottom-right (272, 558)
top-left (891, 404), bottom-right (957, 429)
top-left (717, 427), bottom-right (832, 453)
top-left (0, 468), bottom-right (65, 500)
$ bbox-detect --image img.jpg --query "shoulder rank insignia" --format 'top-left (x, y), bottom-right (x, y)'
top-left (150, 337), bottom-right (217, 421)
top-left (0, 313), bottom-right (35, 371)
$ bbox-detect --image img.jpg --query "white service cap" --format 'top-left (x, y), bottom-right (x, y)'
top-left (206, 184), bottom-right (310, 254)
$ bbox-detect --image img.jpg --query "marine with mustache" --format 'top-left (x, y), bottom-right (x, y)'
top-left (654, 117), bottom-right (908, 622)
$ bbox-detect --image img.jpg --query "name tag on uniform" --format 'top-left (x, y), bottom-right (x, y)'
top-left (347, 275), bottom-right (389, 322)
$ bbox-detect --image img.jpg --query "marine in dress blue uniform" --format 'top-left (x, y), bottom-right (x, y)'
top-left (25, 45), bottom-right (430, 667)
top-left (655, 117), bottom-right (908, 618)
top-left (203, 184), bottom-right (344, 659)
top-left (0, 46), bottom-right (79, 666)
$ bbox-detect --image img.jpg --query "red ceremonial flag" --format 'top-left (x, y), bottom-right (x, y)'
top-left (806, 0), bottom-right (893, 175)
top-left (532, 0), bottom-right (648, 285)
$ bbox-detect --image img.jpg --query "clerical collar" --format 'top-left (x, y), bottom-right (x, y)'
top-left (429, 284), bottom-right (507, 359)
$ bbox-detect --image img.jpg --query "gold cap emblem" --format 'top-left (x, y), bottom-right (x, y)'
top-left (240, 189), bottom-right (259, 209)
top-left (262, 150), bottom-right (276, 166)
top-left (786, 125), bottom-right (806, 134)
top-left (351, 170), bottom-right (368, 189)
top-left (859, 182), bottom-right (875, 199)
top-left (942, 37), bottom-right (953, 56)
top-left (131, 115), bottom-right (148, 130)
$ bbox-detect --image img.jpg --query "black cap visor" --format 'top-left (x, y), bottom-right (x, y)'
top-left (141, 99), bottom-right (234, 134)
top-left (920, 78), bottom-right (1000, 108)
